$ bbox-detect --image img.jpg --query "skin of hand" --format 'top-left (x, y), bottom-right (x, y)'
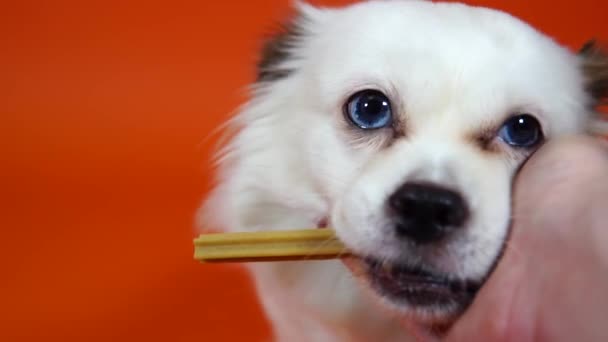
top-left (444, 136), bottom-right (608, 341)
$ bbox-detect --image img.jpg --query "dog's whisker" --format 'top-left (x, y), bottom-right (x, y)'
top-left (299, 235), bottom-right (345, 261)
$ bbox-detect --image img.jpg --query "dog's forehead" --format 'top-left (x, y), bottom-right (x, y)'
top-left (306, 1), bottom-right (584, 131)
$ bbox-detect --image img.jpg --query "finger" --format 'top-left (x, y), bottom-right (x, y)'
top-left (446, 136), bottom-right (608, 341)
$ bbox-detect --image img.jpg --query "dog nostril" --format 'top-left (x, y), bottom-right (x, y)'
top-left (434, 196), bottom-right (468, 227)
top-left (388, 182), bottom-right (468, 244)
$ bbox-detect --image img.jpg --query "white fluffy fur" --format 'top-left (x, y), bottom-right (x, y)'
top-left (201, 1), bottom-right (595, 340)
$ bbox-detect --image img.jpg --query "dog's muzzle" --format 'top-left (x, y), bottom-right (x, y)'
top-left (364, 258), bottom-right (480, 307)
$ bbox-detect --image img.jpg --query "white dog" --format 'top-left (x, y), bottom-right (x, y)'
top-left (200, 1), bottom-right (607, 340)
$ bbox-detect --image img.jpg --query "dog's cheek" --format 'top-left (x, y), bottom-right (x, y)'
top-left (329, 151), bottom-right (413, 259)
top-left (303, 119), bottom-right (371, 200)
top-left (304, 126), bottom-right (391, 255)
top-left (330, 183), bottom-right (397, 258)
top-left (459, 159), bottom-right (513, 279)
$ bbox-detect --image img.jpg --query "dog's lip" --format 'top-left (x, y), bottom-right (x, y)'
top-left (356, 257), bottom-right (480, 307)
top-left (320, 219), bottom-right (478, 308)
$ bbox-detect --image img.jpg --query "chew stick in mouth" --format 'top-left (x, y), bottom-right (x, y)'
top-left (194, 229), bottom-right (349, 262)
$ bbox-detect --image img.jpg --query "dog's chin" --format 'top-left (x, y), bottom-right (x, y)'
top-left (318, 220), bottom-right (481, 322)
top-left (343, 256), bottom-right (481, 323)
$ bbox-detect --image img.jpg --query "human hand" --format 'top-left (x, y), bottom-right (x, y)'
top-left (445, 136), bottom-right (608, 342)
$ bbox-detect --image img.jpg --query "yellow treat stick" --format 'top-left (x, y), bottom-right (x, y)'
top-left (194, 229), bottom-right (349, 262)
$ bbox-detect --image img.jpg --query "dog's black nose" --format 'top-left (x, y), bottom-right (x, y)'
top-left (388, 182), bottom-right (468, 244)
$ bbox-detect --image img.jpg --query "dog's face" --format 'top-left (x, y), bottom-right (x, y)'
top-left (232, 0), bottom-right (607, 323)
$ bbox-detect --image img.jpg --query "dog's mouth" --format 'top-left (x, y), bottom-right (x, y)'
top-left (358, 257), bottom-right (480, 311)
top-left (318, 218), bottom-right (480, 314)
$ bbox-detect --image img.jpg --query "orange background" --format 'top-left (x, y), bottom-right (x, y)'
top-left (1, 0), bottom-right (606, 340)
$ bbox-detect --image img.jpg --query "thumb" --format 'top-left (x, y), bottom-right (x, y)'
top-left (446, 136), bottom-right (608, 342)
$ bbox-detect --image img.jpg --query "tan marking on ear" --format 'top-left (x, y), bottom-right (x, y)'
top-left (580, 40), bottom-right (608, 107)
top-left (580, 41), bottom-right (608, 137)
top-left (256, 8), bottom-right (313, 83)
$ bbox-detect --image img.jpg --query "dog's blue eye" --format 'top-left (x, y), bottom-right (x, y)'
top-left (498, 114), bottom-right (543, 147)
top-left (345, 90), bottom-right (392, 129)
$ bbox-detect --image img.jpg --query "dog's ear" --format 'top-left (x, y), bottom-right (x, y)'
top-left (579, 40), bottom-right (608, 107)
top-left (579, 41), bottom-right (608, 135)
top-left (256, 2), bottom-right (321, 83)
top-left (257, 19), bottom-right (303, 82)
